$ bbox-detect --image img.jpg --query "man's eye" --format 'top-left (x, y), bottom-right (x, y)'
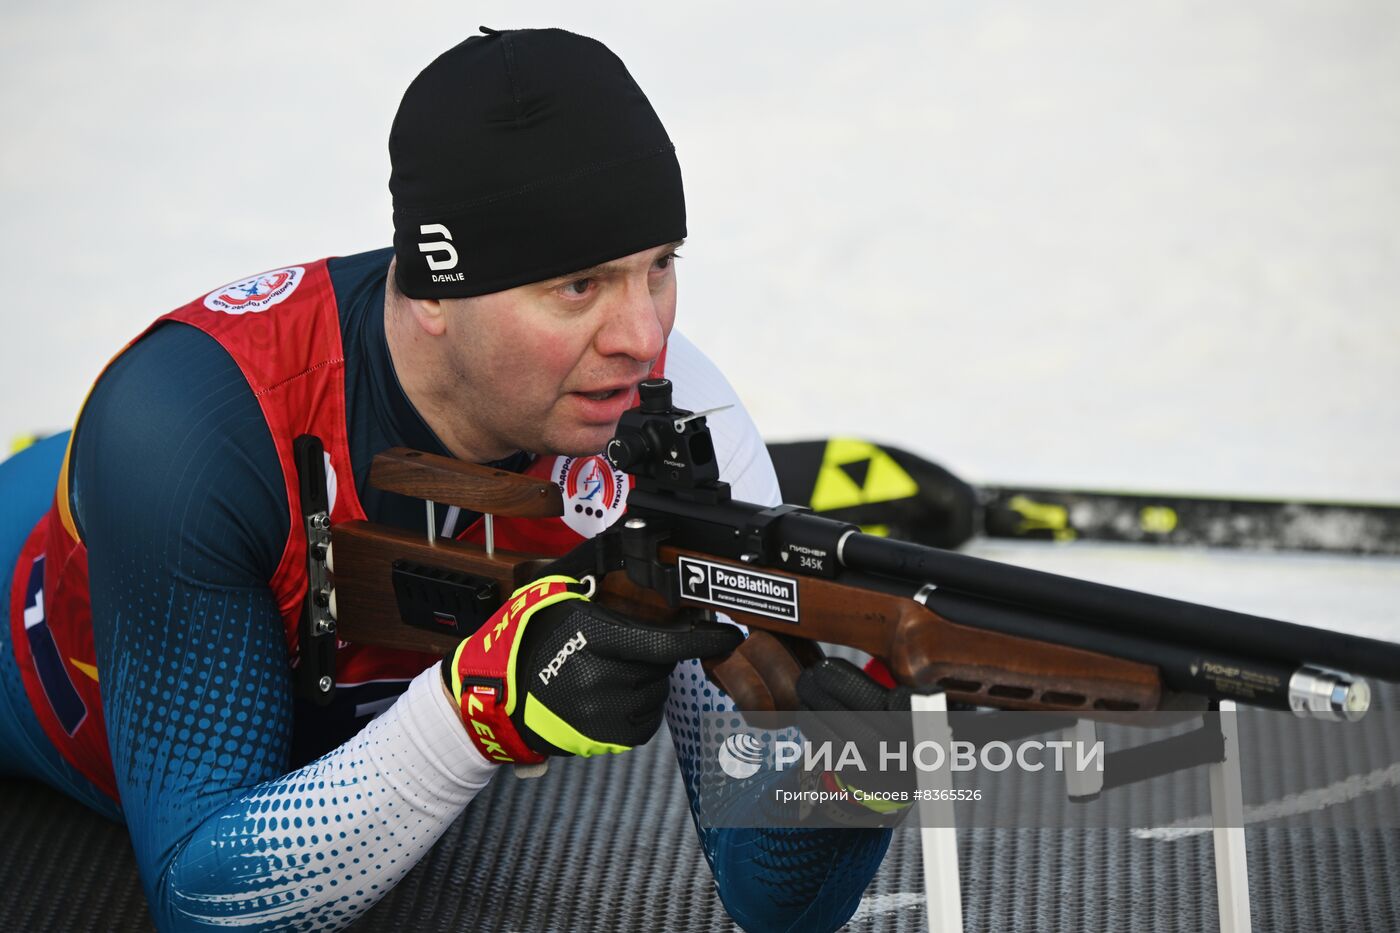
top-left (564, 278), bottom-right (593, 296)
top-left (654, 252), bottom-right (681, 271)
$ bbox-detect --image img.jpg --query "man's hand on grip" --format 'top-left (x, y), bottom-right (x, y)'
top-left (797, 657), bottom-right (913, 714)
top-left (442, 575), bottom-right (742, 764)
top-left (796, 657), bottom-right (919, 822)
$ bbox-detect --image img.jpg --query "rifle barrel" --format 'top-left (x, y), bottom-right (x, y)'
top-left (840, 532), bottom-right (1400, 682)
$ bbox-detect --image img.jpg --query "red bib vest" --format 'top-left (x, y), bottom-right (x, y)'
top-left (7, 258), bottom-right (662, 801)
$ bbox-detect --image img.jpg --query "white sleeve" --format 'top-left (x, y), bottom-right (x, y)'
top-left (164, 666), bottom-right (498, 930)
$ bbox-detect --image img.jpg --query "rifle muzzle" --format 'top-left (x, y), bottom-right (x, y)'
top-left (1289, 666), bottom-right (1371, 721)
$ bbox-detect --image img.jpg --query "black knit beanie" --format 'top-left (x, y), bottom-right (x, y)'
top-left (389, 27), bottom-right (686, 299)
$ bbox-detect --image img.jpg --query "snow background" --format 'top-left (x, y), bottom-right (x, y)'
top-left (2, 1), bottom-right (1396, 640)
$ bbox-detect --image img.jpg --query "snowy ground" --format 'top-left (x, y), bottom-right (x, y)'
top-left (2, 1), bottom-right (1397, 645)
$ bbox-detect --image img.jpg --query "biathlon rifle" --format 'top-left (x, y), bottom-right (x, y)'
top-left (307, 379), bottom-right (1398, 720)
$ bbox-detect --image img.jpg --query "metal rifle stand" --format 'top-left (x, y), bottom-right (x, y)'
top-left (1065, 701), bottom-right (1253, 933)
top-left (1209, 701), bottom-right (1252, 933)
top-left (910, 691), bottom-right (964, 933)
top-left (911, 698), bottom-right (1252, 933)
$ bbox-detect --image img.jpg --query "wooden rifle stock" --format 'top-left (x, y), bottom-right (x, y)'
top-left (369, 447), bottom-right (563, 517)
top-left (329, 449), bottom-right (1163, 714)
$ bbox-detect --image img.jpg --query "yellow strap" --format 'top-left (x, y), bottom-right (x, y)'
top-left (448, 639), bottom-right (469, 704)
top-left (448, 575), bottom-right (589, 717)
top-left (503, 581), bottom-right (587, 717)
top-left (522, 694), bottom-right (630, 757)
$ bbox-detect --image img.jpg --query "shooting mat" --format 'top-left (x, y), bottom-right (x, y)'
top-left (2, 682), bottom-right (1397, 932)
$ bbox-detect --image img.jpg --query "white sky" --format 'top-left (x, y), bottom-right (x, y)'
top-left (2, 1), bottom-right (1397, 508)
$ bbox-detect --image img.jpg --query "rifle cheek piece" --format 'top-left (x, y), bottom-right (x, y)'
top-left (1289, 665), bottom-right (1370, 721)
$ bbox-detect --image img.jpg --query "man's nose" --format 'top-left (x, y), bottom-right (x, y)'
top-left (595, 280), bottom-right (665, 361)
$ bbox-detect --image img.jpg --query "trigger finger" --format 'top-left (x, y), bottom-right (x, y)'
top-left (585, 612), bottom-right (743, 666)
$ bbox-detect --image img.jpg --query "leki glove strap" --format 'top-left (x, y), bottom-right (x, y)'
top-left (444, 575), bottom-right (587, 765)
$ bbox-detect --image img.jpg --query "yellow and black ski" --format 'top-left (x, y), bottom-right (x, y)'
top-left (767, 439), bottom-right (1400, 556)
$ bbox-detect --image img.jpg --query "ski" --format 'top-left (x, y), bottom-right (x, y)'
top-left (766, 439), bottom-right (1400, 557)
top-left (975, 485), bottom-right (1400, 555)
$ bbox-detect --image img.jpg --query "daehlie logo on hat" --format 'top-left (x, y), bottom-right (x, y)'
top-left (419, 224), bottom-right (465, 284)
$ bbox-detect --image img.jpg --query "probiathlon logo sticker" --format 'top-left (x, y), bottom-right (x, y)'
top-left (203, 266), bottom-right (305, 314)
top-left (678, 556), bottom-right (799, 623)
top-left (555, 455), bottom-right (628, 537)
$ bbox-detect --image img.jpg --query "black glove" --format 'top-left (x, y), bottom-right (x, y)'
top-left (444, 576), bottom-right (742, 764)
top-left (795, 658), bottom-right (920, 820)
top-left (797, 657), bottom-right (913, 713)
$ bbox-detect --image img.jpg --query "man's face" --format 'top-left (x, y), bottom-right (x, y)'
top-left (437, 241), bottom-right (681, 459)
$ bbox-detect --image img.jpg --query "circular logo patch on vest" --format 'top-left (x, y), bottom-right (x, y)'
top-left (203, 266), bottom-right (305, 314)
top-left (554, 454), bottom-right (629, 537)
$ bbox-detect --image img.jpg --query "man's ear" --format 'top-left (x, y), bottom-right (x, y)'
top-left (408, 297), bottom-right (448, 337)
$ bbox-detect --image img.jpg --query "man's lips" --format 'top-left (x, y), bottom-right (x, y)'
top-left (568, 378), bottom-right (646, 402)
top-left (575, 387), bottom-right (626, 401)
top-left (565, 382), bottom-right (641, 422)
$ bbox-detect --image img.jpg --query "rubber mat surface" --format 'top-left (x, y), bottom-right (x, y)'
top-left (2, 687), bottom-right (1397, 932)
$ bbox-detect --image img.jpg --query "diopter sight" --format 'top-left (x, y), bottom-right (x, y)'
top-left (605, 379), bottom-right (731, 503)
